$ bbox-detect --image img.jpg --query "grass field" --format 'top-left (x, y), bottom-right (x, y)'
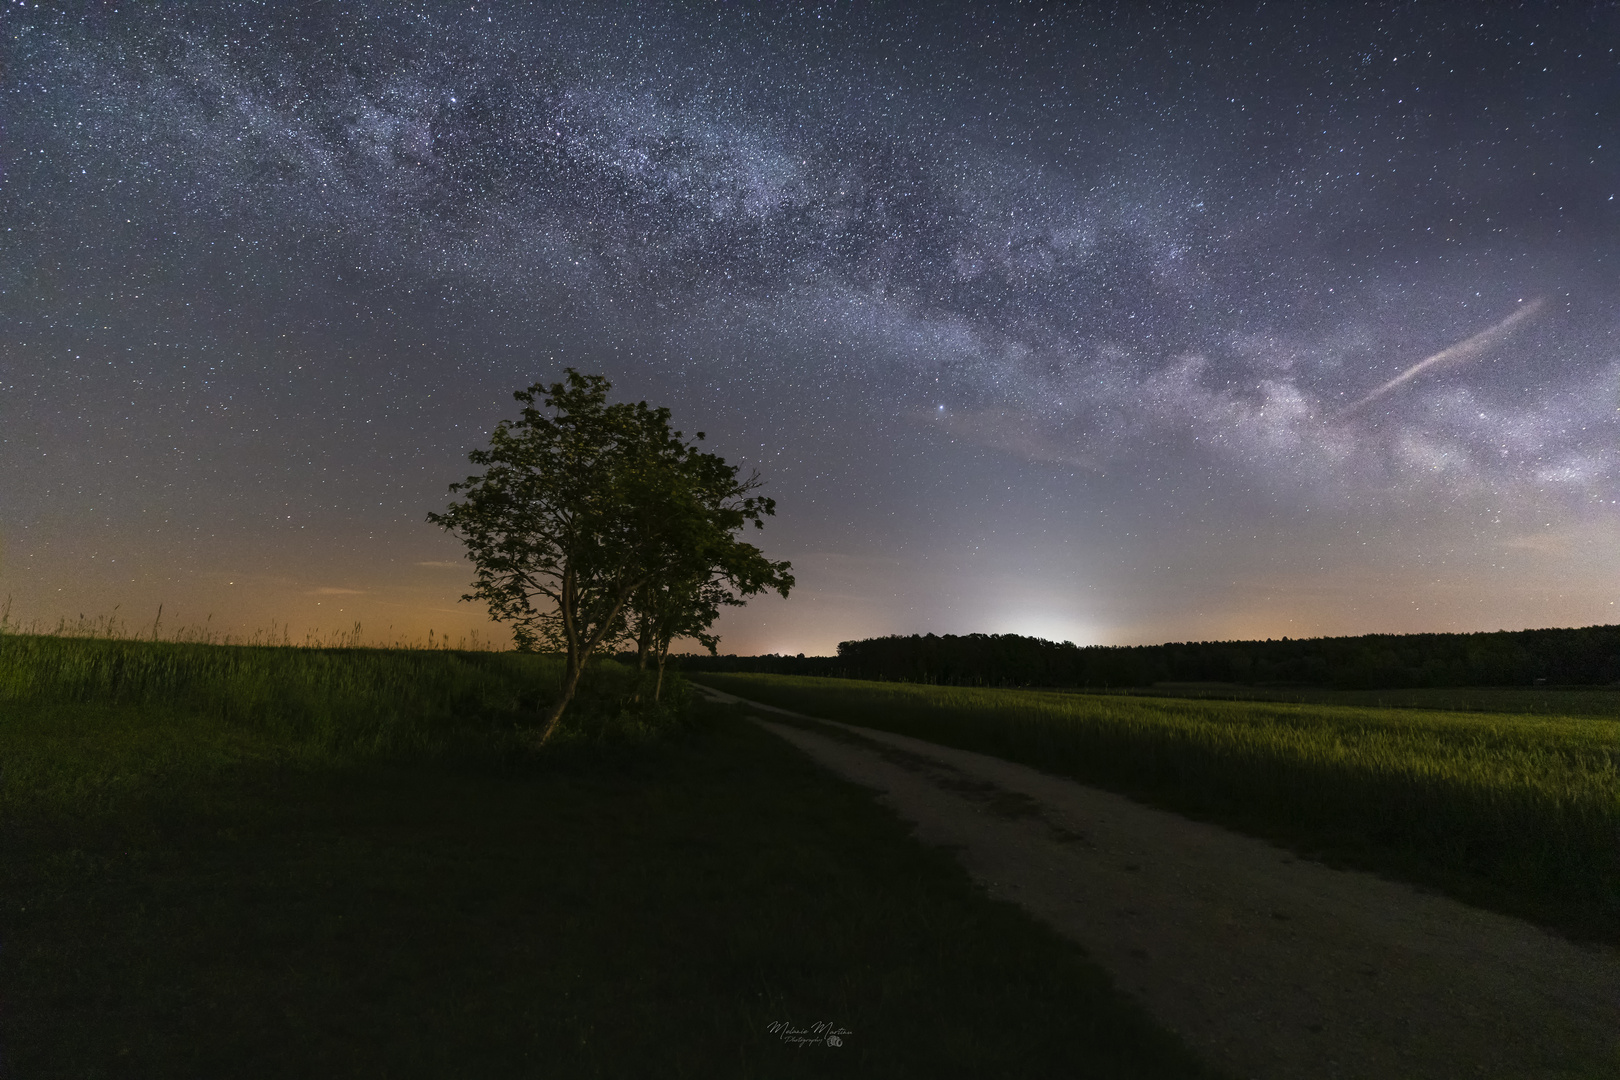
top-left (1106, 682), bottom-right (1620, 719)
top-left (2, 634), bottom-right (572, 821)
top-left (692, 673), bottom-right (1620, 945)
top-left (1, 635), bottom-right (1215, 1078)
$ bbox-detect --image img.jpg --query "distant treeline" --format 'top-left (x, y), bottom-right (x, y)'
top-left (676, 625), bottom-right (1620, 689)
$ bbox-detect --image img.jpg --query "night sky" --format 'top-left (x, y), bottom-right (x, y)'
top-left (4, 2), bottom-right (1618, 654)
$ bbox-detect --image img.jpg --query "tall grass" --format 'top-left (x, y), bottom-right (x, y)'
top-left (698, 673), bottom-right (1620, 941)
top-left (1094, 682), bottom-right (1620, 719)
top-left (0, 633), bottom-right (671, 820)
top-left (0, 593), bottom-right (503, 651)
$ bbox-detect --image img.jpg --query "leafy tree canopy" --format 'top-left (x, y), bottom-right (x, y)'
top-left (429, 369), bottom-right (790, 742)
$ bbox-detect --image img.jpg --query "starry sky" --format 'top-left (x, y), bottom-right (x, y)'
top-left (3, 1), bottom-right (1618, 654)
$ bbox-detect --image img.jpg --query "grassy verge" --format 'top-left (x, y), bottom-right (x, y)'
top-left (1, 638), bottom-right (1214, 1078)
top-left (1103, 682), bottom-right (1620, 720)
top-left (692, 673), bottom-right (1620, 946)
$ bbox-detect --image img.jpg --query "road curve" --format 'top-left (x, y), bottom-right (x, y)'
top-left (696, 684), bottom-right (1620, 1080)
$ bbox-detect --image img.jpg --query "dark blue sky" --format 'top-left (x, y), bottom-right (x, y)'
top-left (3, 2), bottom-right (1617, 651)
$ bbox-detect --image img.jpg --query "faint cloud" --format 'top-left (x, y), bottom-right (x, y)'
top-left (800, 551), bottom-right (906, 569)
top-left (925, 407), bottom-right (1104, 471)
top-left (309, 587), bottom-right (366, 595)
top-left (1502, 531), bottom-right (1577, 556)
top-left (415, 560), bottom-right (463, 569)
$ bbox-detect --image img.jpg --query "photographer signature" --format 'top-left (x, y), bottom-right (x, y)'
top-left (767, 1020), bottom-right (851, 1048)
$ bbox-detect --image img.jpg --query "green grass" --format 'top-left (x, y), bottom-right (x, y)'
top-left (1, 636), bottom-right (1215, 1078)
top-left (692, 673), bottom-right (1620, 945)
top-left (1104, 682), bottom-right (1620, 720)
top-left (0, 633), bottom-right (661, 822)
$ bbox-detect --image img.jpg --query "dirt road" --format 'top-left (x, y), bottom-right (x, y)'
top-left (697, 685), bottom-right (1620, 1080)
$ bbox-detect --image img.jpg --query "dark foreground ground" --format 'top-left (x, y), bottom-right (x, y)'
top-left (2, 702), bottom-right (1216, 1079)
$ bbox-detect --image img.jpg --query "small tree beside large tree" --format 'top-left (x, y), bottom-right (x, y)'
top-left (625, 529), bottom-right (794, 702)
top-left (428, 369), bottom-right (791, 744)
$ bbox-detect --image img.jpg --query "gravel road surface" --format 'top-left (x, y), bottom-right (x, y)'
top-left (698, 685), bottom-right (1620, 1080)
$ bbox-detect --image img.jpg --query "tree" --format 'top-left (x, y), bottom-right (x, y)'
top-left (428, 369), bottom-right (787, 744)
top-left (625, 532), bottom-right (794, 701)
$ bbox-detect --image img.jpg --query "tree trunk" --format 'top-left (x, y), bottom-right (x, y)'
top-left (535, 586), bottom-right (638, 746)
top-left (654, 649), bottom-right (667, 702)
top-left (636, 618), bottom-right (653, 670)
top-left (536, 652), bottom-right (589, 746)
top-left (633, 616), bottom-right (653, 703)
top-left (560, 649), bottom-right (580, 702)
